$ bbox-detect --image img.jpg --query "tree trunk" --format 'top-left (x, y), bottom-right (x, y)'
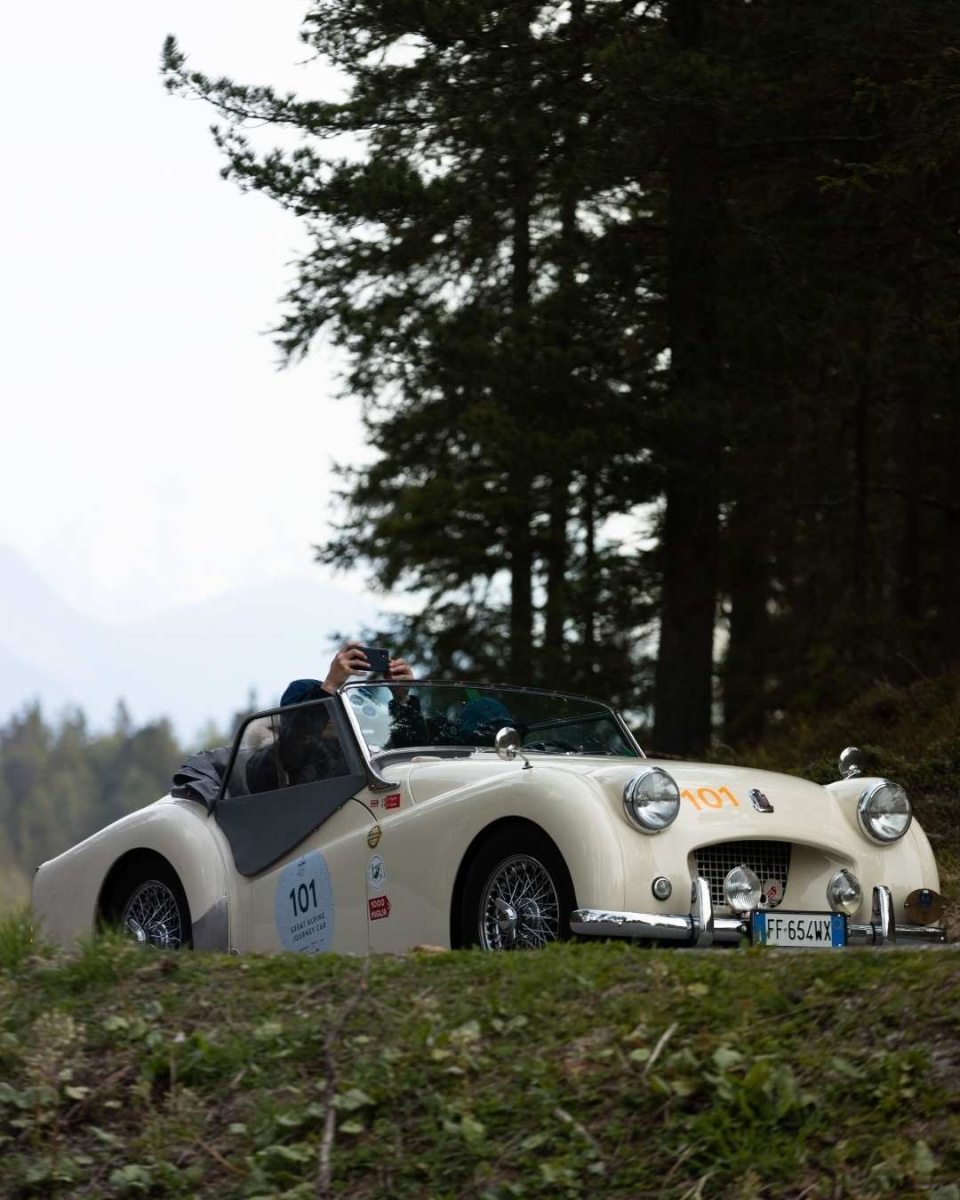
top-left (542, 470), bottom-right (570, 686)
top-left (508, 178), bottom-right (534, 680)
top-left (722, 500), bottom-right (768, 748)
top-left (653, 0), bottom-right (723, 756)
top-left (542, 2), bottom-right (586, 688)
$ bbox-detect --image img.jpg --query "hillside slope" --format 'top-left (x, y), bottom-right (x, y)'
top-left (2, 924), bottom-right (960, 1198)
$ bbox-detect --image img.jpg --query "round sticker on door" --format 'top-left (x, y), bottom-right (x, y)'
top-left (275, 851), bottom-right (335, 953)
top-left (367, 854), bottom-right (386, 890)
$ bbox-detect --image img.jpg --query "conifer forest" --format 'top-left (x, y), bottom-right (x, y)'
top-left (162, 1), bottom-right (960, 759)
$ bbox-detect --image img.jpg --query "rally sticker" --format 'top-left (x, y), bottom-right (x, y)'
top-left (385, 793), bottom-right (401, 810)
top-left (275, 850), bottom-right (334, 953)
top-left (369, 896), bottom-right (391, 921)
top-left (367, 854), bottom-right (386, 890)
top-left (367, 825), bottom-right (382, 849)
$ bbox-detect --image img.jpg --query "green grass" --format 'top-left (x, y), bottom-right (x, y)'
top-left (3, 672), bottom-right (959, 1196)
top-left (3, 923), bottom-right (960, 1199)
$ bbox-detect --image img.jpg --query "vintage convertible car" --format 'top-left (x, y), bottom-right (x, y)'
top-left (33, 682), bottom-right (946, 953)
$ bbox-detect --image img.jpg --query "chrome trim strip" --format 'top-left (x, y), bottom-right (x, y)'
top-left (337, 686), bottom-right (400, 793)
top-left (847, 921), bottom-right (945, 946)
top-left (570, 906), bottom-right (745, 945)
top-left (570, 906), bottom-right (946, 947)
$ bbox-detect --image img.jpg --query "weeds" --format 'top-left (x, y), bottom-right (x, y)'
top-left (2, 938), bottom-right (959, 1197)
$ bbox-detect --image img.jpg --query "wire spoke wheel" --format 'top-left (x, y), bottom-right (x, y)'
top-left (478, 854), bottom-right (561, 951)
top-left (121, 879), bottom-right (184, 949)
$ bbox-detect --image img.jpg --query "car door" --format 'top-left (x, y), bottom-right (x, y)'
top-left (214, 697), bottom-right (371, 953)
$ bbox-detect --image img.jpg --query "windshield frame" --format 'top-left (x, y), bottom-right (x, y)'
top-left (338, 679), bottom-right (645, 765)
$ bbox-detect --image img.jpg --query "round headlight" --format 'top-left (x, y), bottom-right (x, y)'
top-left (857, 780), bottom-right (912, 843)
top-left (623, 768), bottom-right (681, 834)
top-left (723, 865), bottom-right (762, 913)
top-left (827, 868), bottom-right (862, 916)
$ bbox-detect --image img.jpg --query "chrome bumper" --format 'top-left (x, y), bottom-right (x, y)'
top-left (570, 881), bottom-right (947, 948)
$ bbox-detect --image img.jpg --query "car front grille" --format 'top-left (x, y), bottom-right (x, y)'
top-left (695, 840), bottom-right (792, 910)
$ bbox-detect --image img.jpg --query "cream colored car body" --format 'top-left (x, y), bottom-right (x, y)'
top-left (33, 685), bottom-right (942, 954)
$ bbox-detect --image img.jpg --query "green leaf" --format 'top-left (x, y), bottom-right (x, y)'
top-left (912, 1140), bottom-right (937, 1178)
top-left (265, 1143), bottom-right (314, 1164)
top-left (712, 1046), bottom-right (743, 1072)
top-left (521, 1133), bottom-right (549, 1151)
top-left (108, 1164), bottom-right (154, 1191)
top-left (254, 1021), bottom-right (284, 1041)
top-left (90, 1126), bottom-right (123, 1146)
top-left (460, 1115), bottom-right (486, 1147)
top-left (333, 1087), bottom-right (375, 1111)
top-left (276, 1112), bottom-right (306, 1128)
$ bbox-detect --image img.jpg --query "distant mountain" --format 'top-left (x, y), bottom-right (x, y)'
top-left (0, 547), bottom-right (382, 741)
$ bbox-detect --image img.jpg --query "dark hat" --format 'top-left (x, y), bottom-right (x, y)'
top-left (280, 679), bottom-right (328, 707)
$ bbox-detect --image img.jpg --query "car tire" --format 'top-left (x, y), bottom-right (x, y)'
top-left (459, 825), bottom-right (575, 951)
top-left (107, 857), bottom-right (193, 950)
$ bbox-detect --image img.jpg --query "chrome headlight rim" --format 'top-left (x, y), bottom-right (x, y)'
top-left (622, 767), bottom-right (681, 835)
top-left (857, 779), bottom-right (912, 844)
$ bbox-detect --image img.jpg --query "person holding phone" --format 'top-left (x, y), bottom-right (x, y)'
top-left (279, 640), bottom-right (414, 709)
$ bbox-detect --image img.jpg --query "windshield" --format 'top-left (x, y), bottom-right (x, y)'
top-left (342, 682), bottom-right (640, 759)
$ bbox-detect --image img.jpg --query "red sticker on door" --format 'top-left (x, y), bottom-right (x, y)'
top-left (369, 896), bottom-right (391, 920)
top-left (384, 793), bottom-right (401, 810)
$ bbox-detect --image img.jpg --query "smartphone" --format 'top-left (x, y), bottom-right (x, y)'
top-left (362, 646), bottom-right (391, 674)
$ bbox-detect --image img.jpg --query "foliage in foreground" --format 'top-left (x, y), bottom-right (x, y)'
top-left (2, 920), bottom-right (960, 1199)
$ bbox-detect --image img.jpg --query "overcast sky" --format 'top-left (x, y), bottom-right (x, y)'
top-left (2, 1), bottom-right (374, 625)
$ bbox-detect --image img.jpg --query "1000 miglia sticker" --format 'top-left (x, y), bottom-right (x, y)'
top-left (275, 851), bottom-right (334, 953)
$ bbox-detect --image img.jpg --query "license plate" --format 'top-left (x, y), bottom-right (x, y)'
top-left (752, 911), bottom-right (846, 948)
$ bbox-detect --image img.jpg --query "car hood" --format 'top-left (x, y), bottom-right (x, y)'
top-left (401, 753), bottom-right (854, 848)
top-left (586, 758), bottom-right (859, 848)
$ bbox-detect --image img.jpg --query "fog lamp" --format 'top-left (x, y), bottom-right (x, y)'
top-left (723, 865), bottom-right (762, 913)
top-left (827, 868), bottom-right (862, 916)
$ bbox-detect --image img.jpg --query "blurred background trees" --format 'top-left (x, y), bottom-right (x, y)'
top-left (161, 0), bottom-right (960, 755)
top-left (0, 705), bottom-right (196, 909)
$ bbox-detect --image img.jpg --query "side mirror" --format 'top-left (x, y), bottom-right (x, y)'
top-left (838, 746), bottom-right (865, 780)
top-left (495, 727), bottom-right (532, 770)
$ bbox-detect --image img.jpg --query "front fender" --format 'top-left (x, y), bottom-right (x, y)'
top-left (368, 764), bottom-right (627, 950)
top-left (32, 796), bottom-right (232, 950)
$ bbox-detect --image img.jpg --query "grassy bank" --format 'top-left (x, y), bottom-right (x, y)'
top-left (2, 919), bottom-right (960, 1199)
